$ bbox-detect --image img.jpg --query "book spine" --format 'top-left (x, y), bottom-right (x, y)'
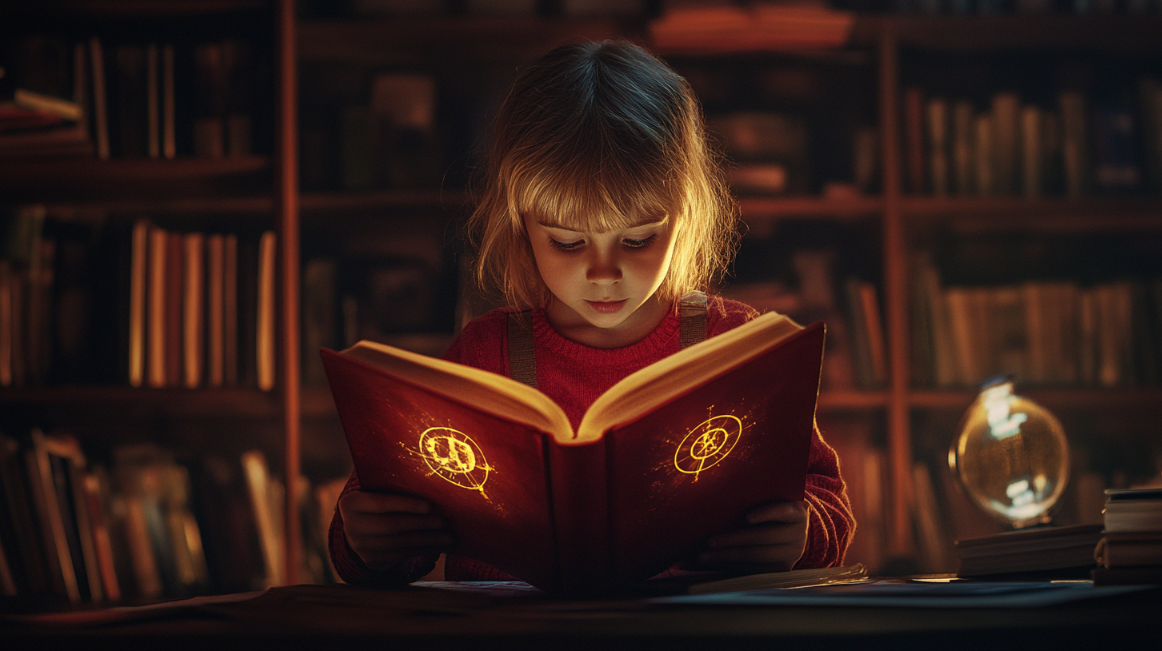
top-left (182, 232), bottom-right (204, 388)
top-left (256, 231), bottom-right (276, 391)
top-left (89, 37), bottom-right (110, 160)
top-left (549, 440), bottom-right (611, 594)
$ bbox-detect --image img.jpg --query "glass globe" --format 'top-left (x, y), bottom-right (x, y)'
top-left (948, 378), bottom-right (1070, 529)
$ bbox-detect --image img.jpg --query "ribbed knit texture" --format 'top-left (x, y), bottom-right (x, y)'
top-left (329, 296), bottom-right (855, 586)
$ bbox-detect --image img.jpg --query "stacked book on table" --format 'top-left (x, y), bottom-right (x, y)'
top-left (954, 523), bottom-right (1104, 578)
top-left (1093, 488), bottom-right (1162, 585)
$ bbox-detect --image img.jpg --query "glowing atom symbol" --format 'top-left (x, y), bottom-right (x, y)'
top-left (418, 427), bottom-right (491, 494)
top-left (674, 414), bottom-right (742, 480)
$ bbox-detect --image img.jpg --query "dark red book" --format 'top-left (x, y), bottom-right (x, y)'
top-left (322, 313), bottom-right (824, 595)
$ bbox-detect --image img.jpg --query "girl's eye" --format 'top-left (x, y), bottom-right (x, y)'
top-left (549, 238), bottom-right (584, 252)
top-left (622, 234), bottom-right (657, 249)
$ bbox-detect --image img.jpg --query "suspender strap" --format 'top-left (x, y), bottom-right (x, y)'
top-left (506, 310), bottom-right (537, 388)
top-left (679, 291), bottom-right (708, 350)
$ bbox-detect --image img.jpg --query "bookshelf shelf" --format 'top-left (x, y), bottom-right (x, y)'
top-left (853, 15), bottom-right (1162, 53)
top-left (0, 157), bottom-right (273, 202)
top-left (738, 196), bottom-right (883, 222)
top-left (909, 388), bottom-right (1162, 412)
top-left (0, 386), bottom-right (283, 418)
top-left (300, 189), bottom-right (470, 213)
top-left (902, 197), bottom-right (1162, 233)
top-left (298, 17), bottom-right (632, 65)
top-left (818, 389), bottom-right (889, 410)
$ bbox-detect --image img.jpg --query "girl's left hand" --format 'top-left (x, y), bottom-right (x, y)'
top-left (698, 500), bottom-right (810, 572)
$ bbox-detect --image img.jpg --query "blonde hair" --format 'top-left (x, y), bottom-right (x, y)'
top-left (467, 39), bottom-right (738, 310)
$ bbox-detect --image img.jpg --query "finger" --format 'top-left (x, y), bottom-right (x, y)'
top-left (341, 492), bottom-right (434, 515)
top-left (746, 500), bottom-right (809, 525)
top-left (708, 523), bottom-right (804, 549)
top-left (699, 543), bottom-right (802, 568)
top-left (346, 513), bottom-right (448, 537)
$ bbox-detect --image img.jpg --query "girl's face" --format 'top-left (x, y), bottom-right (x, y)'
top-left (524, 213), bottom-right (678, 347)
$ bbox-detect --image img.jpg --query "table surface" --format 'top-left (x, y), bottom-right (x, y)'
top-left (3, 579), bottom-right (1161, 651)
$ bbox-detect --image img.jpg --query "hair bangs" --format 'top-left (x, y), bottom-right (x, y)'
top-left (508, 140), bottom-right (684, 234)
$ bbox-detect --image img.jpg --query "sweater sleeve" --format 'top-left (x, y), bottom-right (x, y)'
top-left (327, 470), bottom-right (436, 586)
top-left (708, 295), bottom-right (855, 568)
top-left (795, 422), bottom-right (856, 569)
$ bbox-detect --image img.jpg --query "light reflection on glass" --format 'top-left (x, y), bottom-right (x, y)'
top-left (950, 379), bottom-right (1069, 529)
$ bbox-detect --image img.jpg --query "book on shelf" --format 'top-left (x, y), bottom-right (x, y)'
top-left (1020, 104), bottom-right (1044, 198)
top-left (925, 96), bottom-right (949, 196)
top-left (1091, 102), bottom-right (1141, 192)
top-left (182, 232), bottom-right (204, 388)
top-left (321, 312), bottom-right (825, 594)
top-left (90, 37), bottom-right (110, 159)
top-left (951, 100), bottom-right (974, 196)
top-left (256, 231), bottom-right (276, 391)
top-left (991, 92), bottom-right (1020, 196)
top-left (1059, 90), bottom-right (1090, 197)
top-left (164, 231), bottom-right (183, 388)
top-left (844, 278), bottom-right (887, 389)
top-left (904, 87), bottom-right (926, 194)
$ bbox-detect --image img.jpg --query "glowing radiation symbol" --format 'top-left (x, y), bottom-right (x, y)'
top-left (418, 427), bottom-right (491, 494)
top-left (674, 414), bottom-right (742, 481)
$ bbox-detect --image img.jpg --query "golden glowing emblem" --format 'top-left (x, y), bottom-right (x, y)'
top-left (674, 414), bottom-right (742, 480)
top-left (418, 427), bottom-right (491, 494)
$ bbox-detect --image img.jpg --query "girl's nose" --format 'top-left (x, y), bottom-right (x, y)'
top-left (586, 251), bottom-right (622, 285)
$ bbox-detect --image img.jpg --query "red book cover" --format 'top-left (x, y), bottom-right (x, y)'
top-left (322, 313), bottom-right (824, 594)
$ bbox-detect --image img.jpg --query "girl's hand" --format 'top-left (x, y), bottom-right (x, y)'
top-left (698, 500), bottom-right (810, 572)
top-left (338, 491), bottom-right (456, 571)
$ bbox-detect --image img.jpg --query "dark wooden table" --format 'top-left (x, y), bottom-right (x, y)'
top-left (3, 580), bottom-right (1160, 651)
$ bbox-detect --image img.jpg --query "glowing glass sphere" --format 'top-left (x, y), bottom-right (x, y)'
top-left (948, 379), bottom-right (1070, 529)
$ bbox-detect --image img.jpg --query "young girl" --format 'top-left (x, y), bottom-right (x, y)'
top-left (330, 40), bottom-right (854, 586)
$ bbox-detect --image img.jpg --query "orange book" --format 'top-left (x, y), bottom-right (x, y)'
top-left (147, 226), bottom-right (167, 388)
top-left (256, 231), bottom-right (276, 391)
top-left (129, 220), bottom-right (149, 387)
top-left (207, 234), bottom-right (225, 386)
top-left (182, 232), bottom-right (204, 388)
top-left (321, 314), bottom-right (824, 594)
top-left (223, 234), bottom-right (238, 386)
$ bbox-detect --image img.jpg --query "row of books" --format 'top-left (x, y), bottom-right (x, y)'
top-left (0, 208), bottom-right (277, 389)
top-left (911, 255), bottom-right (1162, 388)
top-left (723, 274), bottom-right (888, 390)
top-left (2, 34), bottom-right (255, 160)
top-left (904, 82), bottom-right (1162, 198)
top-left (0, 429), bottom-right (346, 602)
top-left (126, 222), bottom-right (276, 390)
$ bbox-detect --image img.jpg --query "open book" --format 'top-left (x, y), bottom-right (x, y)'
top-left (321, 312), bottom-right (825, 594)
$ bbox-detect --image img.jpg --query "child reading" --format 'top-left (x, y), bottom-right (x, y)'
top-left (329, 39), bottom-right (854, 586)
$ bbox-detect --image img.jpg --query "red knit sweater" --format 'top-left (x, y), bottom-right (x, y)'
top-left (329, 297), bottom-right (855, 586)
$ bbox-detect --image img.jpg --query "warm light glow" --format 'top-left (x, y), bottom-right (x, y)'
top-left (418, 427), bottom-right (492, 496)
top-left (674, 414), bottom-right (742, 481)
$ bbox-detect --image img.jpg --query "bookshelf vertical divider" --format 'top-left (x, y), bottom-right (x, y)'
top-left (878, 24), bottom-right (915, 557)
top-left (277, 0), bottom-right (303, 586)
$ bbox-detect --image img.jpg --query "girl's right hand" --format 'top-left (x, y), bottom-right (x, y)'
top-left (337, 491), bottom-right (455, 571)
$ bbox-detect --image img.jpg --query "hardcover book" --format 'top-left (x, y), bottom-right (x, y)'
top-left (321, 312), bottom-right (825, 594)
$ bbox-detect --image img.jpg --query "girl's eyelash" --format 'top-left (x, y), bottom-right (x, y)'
top-left (549, 238), bottom-right (584, 251)
top-left (547, 234), bottom-right (656, 251)
top-left (623, 234), bottom-right (656, 249)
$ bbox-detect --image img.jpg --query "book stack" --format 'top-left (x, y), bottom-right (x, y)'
top-left (954, 523), bottom-right (1103, 578)
top-left (1093, 488), bottom-right (1162, 585)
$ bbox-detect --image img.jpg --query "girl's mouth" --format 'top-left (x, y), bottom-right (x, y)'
top-left (586, 299), bottom-right (627, 314)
